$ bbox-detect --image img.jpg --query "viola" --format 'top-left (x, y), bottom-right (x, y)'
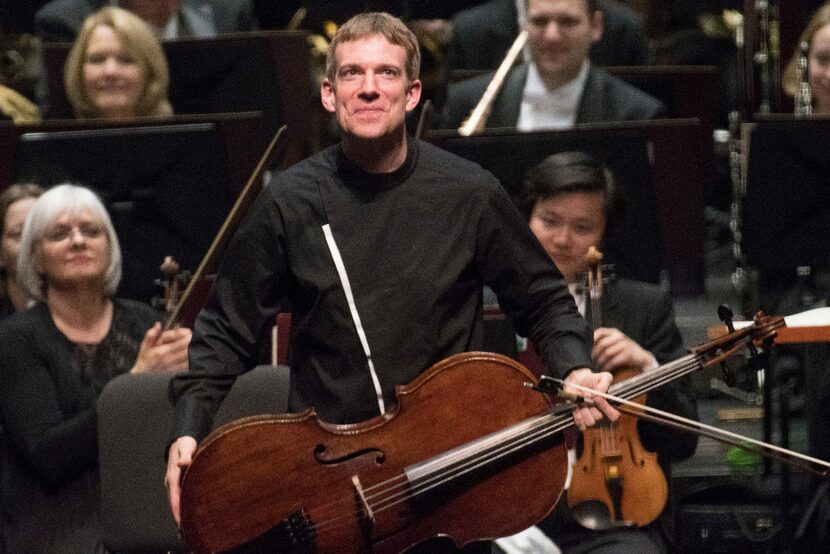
top-left (177, 313), bottom-right (794, 553)
top-left (567, 246), bottom-right (668, 528)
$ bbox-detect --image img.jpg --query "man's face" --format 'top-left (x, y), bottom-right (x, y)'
top-left (320, 35), bottom-right (421, 141)
top-left (525, 0), bottom-right (603, 89)
top-left (528, 191), bottom-right (606, 281)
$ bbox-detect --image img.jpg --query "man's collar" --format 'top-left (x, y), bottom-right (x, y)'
top-left (526, 59), bottom-right (590, 98)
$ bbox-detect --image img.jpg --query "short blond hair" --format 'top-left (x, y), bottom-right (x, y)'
top-left (325, 12), bottom-right (421, 85)
top-left (64, 6), bottom-right (172, 118)
top-left (783, 4), bottom-right (830, 98)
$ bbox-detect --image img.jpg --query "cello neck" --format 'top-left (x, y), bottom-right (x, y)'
top-left (404, 352), bottom-right (707, 495)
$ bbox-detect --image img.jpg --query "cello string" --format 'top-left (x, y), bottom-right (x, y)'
top-left (557, 379), bottom-right (830, 470)
top-left (269, 320), bottom-right (788, 542)
top-left (309, 355), bottom-right (706, 537)
top-left (310, 357), bottom-right (710, 537)
top-left (310, 408), bottom-right (574, 536)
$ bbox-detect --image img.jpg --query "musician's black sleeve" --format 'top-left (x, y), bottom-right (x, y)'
top-left (169, 190), bottom-right (286, 443)
top-left (477, 183), bottom-right (596, 378)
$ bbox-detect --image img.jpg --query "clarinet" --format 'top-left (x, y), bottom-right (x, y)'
top-left (795, 41), bottom-right (813, 116)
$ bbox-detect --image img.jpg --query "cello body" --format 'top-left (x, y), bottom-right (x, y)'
top-left (179, 352), bottom-right (568, 553)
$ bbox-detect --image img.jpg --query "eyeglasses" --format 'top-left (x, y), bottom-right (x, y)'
top-left (43, 223), bottom-right (105, 243)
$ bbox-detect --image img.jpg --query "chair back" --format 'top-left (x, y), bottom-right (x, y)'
top-left (97, 365), bottom-right (290, 552)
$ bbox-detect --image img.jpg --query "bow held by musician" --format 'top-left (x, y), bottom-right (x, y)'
top-left (165, 11), bottom-right (618, 553)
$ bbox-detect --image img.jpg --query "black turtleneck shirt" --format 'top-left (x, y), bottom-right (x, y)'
top-left (171, 139), bottom-right (593, 440)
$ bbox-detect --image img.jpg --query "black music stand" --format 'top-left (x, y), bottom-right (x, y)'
top-left (425, 119), bottom-right (712, 296)
top-left (0, 113), bottom-right (264, 193)
top-left (607, 65), bottom-right (719, 131)
top-left (743, 116), bottom-right (830, 303)
top-left (426, 125), bottom-right (662, 285)
top-left (42, 31), bottom-right (314, 160)
top-left (15, 123), bottom-right (233, 304)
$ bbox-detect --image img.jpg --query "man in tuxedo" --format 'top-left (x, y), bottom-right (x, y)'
top-left (448, 0), bottom-right (650, 71)
top-left (441, 0), bottom-right (663, 130)
top-left (35, 0), bottom-right (257, 42)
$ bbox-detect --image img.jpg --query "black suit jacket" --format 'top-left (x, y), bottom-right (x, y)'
top-left (441, 63), bottom-right (666, 130)
top-left (448, 0), bottom-right (650, 71)
top-left (35, 0), bottom-right (257, 43)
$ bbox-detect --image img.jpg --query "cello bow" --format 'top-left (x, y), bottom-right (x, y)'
top-left (163, 125), bottom-right (288, 331)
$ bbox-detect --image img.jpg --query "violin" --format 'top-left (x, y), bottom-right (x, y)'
top-left (151, 256), bottom-right (191, 318)
top-left (176, 312), bottom-right (815, 553)
top-left (567, 246), bottom-right (668, 528)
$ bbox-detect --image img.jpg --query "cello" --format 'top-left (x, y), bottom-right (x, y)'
top-left (177, 312), bottom-right (821, 553)
top-left (566, 247), bottom-right (668, 528)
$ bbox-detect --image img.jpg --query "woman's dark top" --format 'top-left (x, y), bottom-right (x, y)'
top-left (0, 298), bottom-right (160, 553)
top-left (0, 296), bottom-right (14, 320)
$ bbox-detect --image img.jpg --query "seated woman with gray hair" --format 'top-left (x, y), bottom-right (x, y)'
top-left (0, 183), bottom-right (190, 552)
top-left (63, 6), bottom-right (173, 119)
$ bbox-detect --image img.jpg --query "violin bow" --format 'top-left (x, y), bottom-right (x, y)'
top-left (163, 125), bottom-right (288, 332)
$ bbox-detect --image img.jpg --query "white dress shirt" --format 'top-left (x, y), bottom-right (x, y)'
top-left (517, 60), bottom-right (590, 131)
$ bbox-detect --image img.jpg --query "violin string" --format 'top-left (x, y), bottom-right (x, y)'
top-left (307, 355), bottom-right (708, 539)
top-left (594, 354), bottom-right (701, 456)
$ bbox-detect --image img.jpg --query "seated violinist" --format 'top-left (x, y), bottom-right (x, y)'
top-left (499, 151), bottom-right (698, 553)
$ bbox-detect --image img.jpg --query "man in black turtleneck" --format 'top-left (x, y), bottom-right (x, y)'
top-left (165, 12), bottom-right (619, 551)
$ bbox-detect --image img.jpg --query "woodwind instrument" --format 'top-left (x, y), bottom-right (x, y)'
top-left (795, 41), bottom-right (812, 115)
top-left (723, 9), bottom-right (760, 317)
top-left (457, 30), bottom-right (527, 136)
top-left (750, 0), bottom-right (781, 114)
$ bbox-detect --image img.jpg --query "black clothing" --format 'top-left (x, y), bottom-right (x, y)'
top-left (171, 139), bottom-right (594, 442)
top-left (0, 297), bottom-right (13, 320)
top-left (35, 0), bottom-right (257, 43)
top-left (0, 299), bottom-right (160, 553)
top-left (441, 64), bottom-right (666, 130)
